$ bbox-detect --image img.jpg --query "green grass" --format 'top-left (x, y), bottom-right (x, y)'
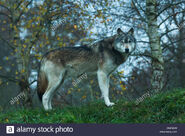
top-left (0, 88), bottom-right (184, 123)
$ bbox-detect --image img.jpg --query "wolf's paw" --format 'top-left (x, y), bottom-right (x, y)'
top-left (106, 102), bottom-right (115, 107)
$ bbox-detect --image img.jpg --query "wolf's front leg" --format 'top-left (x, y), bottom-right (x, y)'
top-left (97, 70), bottom-right (115, 106)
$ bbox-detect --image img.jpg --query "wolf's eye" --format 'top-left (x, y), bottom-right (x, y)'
top-left (128, 40), bottom-right (131, 43)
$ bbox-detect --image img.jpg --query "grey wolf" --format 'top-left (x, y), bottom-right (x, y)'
top-left (37, 28), bottom-right (136, 110)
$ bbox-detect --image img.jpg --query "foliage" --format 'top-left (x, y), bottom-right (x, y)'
top-left (0, 88), bottom-right (184, 123)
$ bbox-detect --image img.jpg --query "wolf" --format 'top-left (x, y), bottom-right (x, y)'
top-left (37, 28), bottom-right (136, 110)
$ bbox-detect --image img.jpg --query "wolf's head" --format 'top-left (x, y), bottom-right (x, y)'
top-left (113, 28), bottom-right (136, 54)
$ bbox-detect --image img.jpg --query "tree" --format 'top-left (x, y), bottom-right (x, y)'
top-left (146, 0), bottom-right (164, 93)
top-left (0, 0), bottom-right (88, 107)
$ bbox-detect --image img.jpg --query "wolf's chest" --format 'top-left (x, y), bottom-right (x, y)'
top-left (101, 59), bottom-right (118, 74)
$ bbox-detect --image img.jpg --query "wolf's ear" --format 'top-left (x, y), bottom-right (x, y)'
top-left (117, 28), bottom-right (124, 35)
top-left (128, 28), bottom-right (134, 35)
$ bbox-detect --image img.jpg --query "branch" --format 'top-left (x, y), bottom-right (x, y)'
top-left (0, 12), bottom-right (11, 20)
top-left (157, 1), bottom-right (185, 18)
top-left (132, 0), bottom-right (146, 23)
top-left (0, 35), bottom-right (15, 50)
top-left (131, 52), bottom-right (152, 59)
top-left (137, 40), bottom-right (149, 44)
top-left (15, 0), bottom-right (23, 11)
top-left (29, 80), bottom-right (37, 86)
top-left (0, 4), bottom-right (11, 13)
top-left (160, 28), bottom-right (179, 38)
top-left (15, 0), bottom-right (33, 23)
top-left (0, 74), bottom-right (17, 82)
top-left (158, 10), bottom-right (185, 27)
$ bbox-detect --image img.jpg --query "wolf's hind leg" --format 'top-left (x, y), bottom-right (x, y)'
top-left (97, 70), bottom-right (115, 106)
top-left (48, 70), bottom-right (66, 110)
top-left (42, 78), bottom-right (61, 110)
top-left (42, 67), bottom-right (65, 111)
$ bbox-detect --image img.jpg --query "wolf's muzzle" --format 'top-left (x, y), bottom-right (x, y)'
top-left (125, 48), bottom-right (129, 53)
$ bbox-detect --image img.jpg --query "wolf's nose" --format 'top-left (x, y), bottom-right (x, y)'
top-left (125, 48), bottom-right (129, 53)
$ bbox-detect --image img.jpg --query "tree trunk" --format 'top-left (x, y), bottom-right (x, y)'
top-left (16, 47), bottom-right (32, 107)
top-left (146, 0), bottom-right (164, 93)
top-left (13, 28), bottom-right (32, 107)
top-left (178, 27), bottom-right (185, 88)
top-left (19, 76), bottom-right (32, 107)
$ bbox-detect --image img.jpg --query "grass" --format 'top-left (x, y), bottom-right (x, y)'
top-left (0, 88), bottom-right (184, 123)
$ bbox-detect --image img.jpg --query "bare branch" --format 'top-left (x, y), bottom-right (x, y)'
top-left (157, 1), bottom-right (185, 18)
top-left (0, 74), bottom-right (17, 82)
top-left (0, 35), bottom-right (15, 50)
top-left (158, 10), bottom-right (185, 27)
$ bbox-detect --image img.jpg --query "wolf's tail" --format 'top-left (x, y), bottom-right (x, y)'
top-left (37, 70), bottom-right (48, 102)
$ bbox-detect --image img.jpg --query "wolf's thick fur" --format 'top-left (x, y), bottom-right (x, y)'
top-left (37, 28), bottom-right (136, 110)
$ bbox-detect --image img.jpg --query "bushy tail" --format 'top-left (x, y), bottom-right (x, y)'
top-left (37, 71), bottom-right (48, 101)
